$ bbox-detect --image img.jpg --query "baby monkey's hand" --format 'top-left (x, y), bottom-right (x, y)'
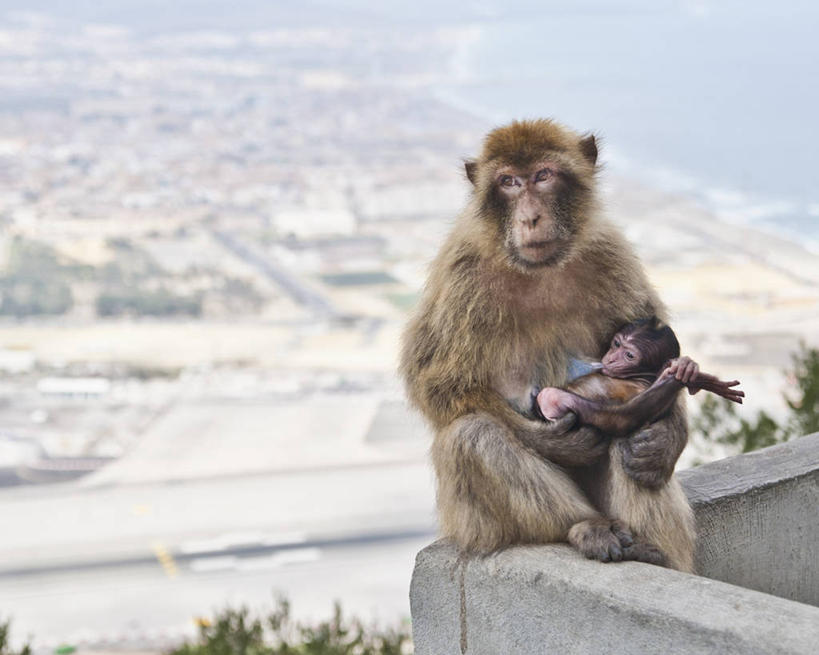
top-left (659, 356), bottom-right (699, 386)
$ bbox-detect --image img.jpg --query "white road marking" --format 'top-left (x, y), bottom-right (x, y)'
top-left (188, 555), bottom-right (238, 572)
top-left (188, 547), bottom-right (321, 573)
top-left (179, 531), bottom-right (307, 554)
top-left (236, 547), bottom-right (321, 571)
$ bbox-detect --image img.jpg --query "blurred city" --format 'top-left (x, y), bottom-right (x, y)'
top-left (0, 1), bottom-right (818, 652)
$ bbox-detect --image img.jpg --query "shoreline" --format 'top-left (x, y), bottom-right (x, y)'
top-left (428, 72), bottom-right (819, 256)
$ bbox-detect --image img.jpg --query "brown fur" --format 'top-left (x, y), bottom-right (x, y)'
top-left (400, 119), bottom-right (695, 572)
top-left (567, 374), bottom-right (646, 404)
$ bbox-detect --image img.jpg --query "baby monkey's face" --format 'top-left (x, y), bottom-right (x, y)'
top-left (601, 333), bottom-right (642, 377)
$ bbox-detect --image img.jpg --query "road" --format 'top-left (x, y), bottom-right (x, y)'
top-left (0, 460), bottom-right (436, 652)
top-left (211, 230), bottom-right (341, 320)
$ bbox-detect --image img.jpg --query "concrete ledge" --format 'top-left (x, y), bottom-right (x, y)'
top-left (411, 542), bottom-right (819, 655)
top-left (680, 433), bottom-right (819, 605)
top-left (410, 433), bottom-right (819, 654)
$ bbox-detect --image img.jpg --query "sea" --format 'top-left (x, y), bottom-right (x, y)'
top-left (428, 0), bottom-right (819, 250)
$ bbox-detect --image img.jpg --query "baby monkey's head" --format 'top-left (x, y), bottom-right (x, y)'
top-left (601, 317), bottom-right (680, 379)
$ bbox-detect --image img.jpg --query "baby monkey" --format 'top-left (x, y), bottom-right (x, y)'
top-left (537, 318), bottom-right (744, 437)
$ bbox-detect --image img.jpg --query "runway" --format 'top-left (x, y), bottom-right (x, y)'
top-left (0, 460), bottom-right (436, 651)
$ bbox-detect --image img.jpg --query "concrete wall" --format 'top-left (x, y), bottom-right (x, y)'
top-left (680, 432), bottom-right (819, 605)
top-left (410, 433), bottom-right (819, 655)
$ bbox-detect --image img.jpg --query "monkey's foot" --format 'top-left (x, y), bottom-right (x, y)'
top-left (621, 542), bottom-right (670, 568)
top-left (567, 518), bottom-right (634, 563)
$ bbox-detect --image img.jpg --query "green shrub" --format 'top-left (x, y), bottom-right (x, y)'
top-left (170, 598), bottom-right (412, 655)
top-left (691, 343), bottom-right (819, 455)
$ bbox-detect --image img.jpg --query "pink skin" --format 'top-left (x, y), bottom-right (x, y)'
top-left (538, 387), bottom-right (579, 420)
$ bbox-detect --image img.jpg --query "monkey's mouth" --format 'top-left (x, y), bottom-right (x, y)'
top-left (522, 239), bottom-right (555, 251)
top-left (517, 239), bottom-right (565, 265)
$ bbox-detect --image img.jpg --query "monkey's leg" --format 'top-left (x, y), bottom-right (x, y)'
top-left (433, 412), bottom-right (626, 561)
top-left (603, 439), bottom-right (696, 573)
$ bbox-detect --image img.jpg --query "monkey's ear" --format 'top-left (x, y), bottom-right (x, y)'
top-left (579, 134), bottom-right (598, 166)
top-left (464, 160), bottom-right (478, 185)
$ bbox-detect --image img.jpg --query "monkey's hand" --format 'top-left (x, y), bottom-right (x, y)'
top-left (519, 413), bottom-right (609, 468)
top-left (618, 401), bottom-right (687, 489)
top-left (659, 356), bottom-right (699, 386)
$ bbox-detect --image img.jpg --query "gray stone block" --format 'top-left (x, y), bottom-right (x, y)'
top-left (680, 433), bottom-right (819, 605)
top-left (411, 433), bottom-right (819, 654)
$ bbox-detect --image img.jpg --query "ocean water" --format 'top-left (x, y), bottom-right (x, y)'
top-left (433, 1), bottom-right (819, 247)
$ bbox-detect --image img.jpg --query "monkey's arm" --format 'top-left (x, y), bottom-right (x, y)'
top-left (409, 369), bottom-right (609, 468)
top-left (617, 356), bottom-right (722, 489)
top-left (516, 413), bottom-right (610, 468)
top-left (458, 388), bottom-right (610, 468)
top-left (400, 294), bottom-right (608, 468)
top-left (618, 399), bottom-right (688, 489)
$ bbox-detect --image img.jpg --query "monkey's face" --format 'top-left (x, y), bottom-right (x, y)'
top-left (466, 120), bottom-right (598, 270)
top-left (491, 162), bottom-right (577, 268)
top-left (601, 332), bottom-right (643, 377)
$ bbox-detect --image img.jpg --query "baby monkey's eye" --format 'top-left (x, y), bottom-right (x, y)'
top-left (613, 338), bottom-right (621, 348)
top-left (625, 351), bottom-right (635, 360)
top-left (534, 168), bottom-right (554, 182)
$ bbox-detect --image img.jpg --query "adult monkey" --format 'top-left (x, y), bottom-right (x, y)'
top-left (400, 119), bottom-right (695, 572)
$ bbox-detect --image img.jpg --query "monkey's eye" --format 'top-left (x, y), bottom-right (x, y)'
top-left (613, 338), bottom-right (621, 348)
top-left (625, 351), bottom-right (635, 360)
top-left (499, 175), bottom-right (516, 187)
top-left (535, 168), bottom-right (554, 182)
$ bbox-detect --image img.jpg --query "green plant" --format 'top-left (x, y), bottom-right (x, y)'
top-left (170, 599), bottom-right (412, 655)
top-left (0, 619), bottom-right (31, 655)
top-left (784, 343), bottom-right (819, 438)
top-left (691, 395), bottom-right (785, 454)
top-left (691, 343), bottom-right (819, 456)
